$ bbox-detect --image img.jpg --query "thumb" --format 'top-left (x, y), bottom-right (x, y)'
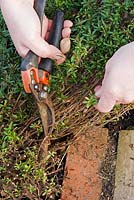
top-left (95, 92), bottom-right (116, 113)
top-left (94, 85), bottom-right (102, 98)
top-left (28, 36), bottom-right (65, 62)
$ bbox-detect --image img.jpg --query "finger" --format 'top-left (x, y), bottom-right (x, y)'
top-left (56, 55), bottom-right (66, 65)
top-left (60, 38), bottom-right (71, 54)
top-left (64, 20), bottom-right (73, 28)
top-left (45, 31), bottom-right (71, 52)
top-left (28, 36), bottom-right (65, 60)
top-left (94, 85), bottom-right (102, 98)
top-left (16, 44), bottom-right (29, 58)
top-left (42, 15), bottom-right (49, 37)
top-left (62, 27), bottom-right (71, 38)
top-left (95, 92), bottom-right (116, 113)
top-left (45, 31), bottom-right (50, 41)
top-left (45, 27), bottom-right (71, 41)
top-left (48, 20), bottom-right (73, 31)
top-left (121, 96), bottom-right (134, 104)
top-left (48, 19), bottom-right (53, 31)
top-left (94, 85), bottom-right (101, 93)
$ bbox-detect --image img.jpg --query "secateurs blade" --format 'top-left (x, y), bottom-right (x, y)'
top-left (20, 0), bottom-right (64, 138)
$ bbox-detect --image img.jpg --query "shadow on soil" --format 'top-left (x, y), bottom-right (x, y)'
top-left (100, 109), bottom-right (134, 200)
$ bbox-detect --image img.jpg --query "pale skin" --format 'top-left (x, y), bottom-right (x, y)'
top-left (1, 0), bottom-right (134, 113)
top-left (95, 42), bottom-right (134, 113)
top-left (0, 0), bottom-right (73, 63)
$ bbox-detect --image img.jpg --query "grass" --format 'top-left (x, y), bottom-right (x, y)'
top-left (0, 0), bottom-right (134, 199)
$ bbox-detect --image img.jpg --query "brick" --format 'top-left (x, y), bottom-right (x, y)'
top-left (61, 127), bottom-right (108, 200)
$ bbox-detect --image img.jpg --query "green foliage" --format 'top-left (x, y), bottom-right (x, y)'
top-left (0, 0), bottom-right (134, 199)
top-left (3, 122), bottom-right (20, 143)
top-left (83, 94), bottom-right (97, 109)
top-left (30, 120), bottom-right (43, 135)
top-left (47, 0), bottom-right (134, 91)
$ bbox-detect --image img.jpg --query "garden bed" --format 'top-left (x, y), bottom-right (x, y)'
top-left (1, 1), bottom-right (134, 199)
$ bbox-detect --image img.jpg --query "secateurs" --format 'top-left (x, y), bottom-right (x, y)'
top-left (21, 0), bottom-right (64, 136)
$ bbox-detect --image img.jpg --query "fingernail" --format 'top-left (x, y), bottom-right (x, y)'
top-left (56, 54), bottom-right (65, 59)
top-left (95, 90), bottom-right (100, 98)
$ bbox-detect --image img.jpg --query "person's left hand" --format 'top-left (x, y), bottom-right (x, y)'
top-left (94, 42), bottom-right (134, 113)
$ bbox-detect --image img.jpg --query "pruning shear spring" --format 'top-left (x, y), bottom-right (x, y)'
top-left (21, 0), bottom-right (64, 136)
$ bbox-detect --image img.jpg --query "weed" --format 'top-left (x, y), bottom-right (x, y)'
top-left (83, 94), bottom-right (97, 109)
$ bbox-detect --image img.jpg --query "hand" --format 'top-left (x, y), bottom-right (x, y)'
top-left (95, 42), bottom-right (134, 113)
top-left (0, 0), bottom-right (73, 63)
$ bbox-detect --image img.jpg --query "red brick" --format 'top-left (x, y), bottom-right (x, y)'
top-left (61, 128), bottom-right (108, 200)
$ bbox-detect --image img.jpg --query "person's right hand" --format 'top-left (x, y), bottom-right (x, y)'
top-left (0, 0), bottom-right (73, 64)
top-left (95, 42), bottom-right (134, 113)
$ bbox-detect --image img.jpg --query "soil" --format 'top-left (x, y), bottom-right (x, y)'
top-left (53, 109), bottom-right (134, 200)
top-left (1, 83), bottom-right (134, 200)
top-left (52, 109), bottom-right (134, 200)
top-left (100, 109), bottom-right (134, 200)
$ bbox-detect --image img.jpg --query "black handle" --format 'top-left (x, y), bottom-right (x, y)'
top-left (34, 0), bottom-right (46, 24)
top-left (38, 10), bottom-right (64, 74)
top-left (21, 0), bottom-right (46, 71)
